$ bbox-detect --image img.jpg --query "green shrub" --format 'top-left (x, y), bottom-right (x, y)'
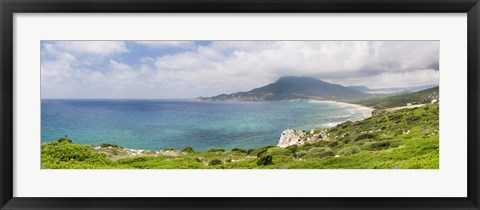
top-left (231, 148), bottom-right (247, 153)
top-left (260, 145), bottom-right (275, 150)
top-left (354, 133), bottom-right (377, 141)
top-left (163, 147), bottom-right (176, 151)
top-left (396, 129), bottom-right (408, 135)
top-left (300, 144), bottom-right (315, 151)
top-left (247, 147), bottom-right (269, 157)
top-left (388, 114), bottom-right (403, 121)
top-left (41, 143), bottom-right (113, 168)
top-left (256, 155), bottom-right (273, 166)
top-left (362, 140), bottom-right (392, 151)
top-left (406, 115), bottom-right (421, 123)
top-left (318, 151), bottom-right (335, 158)
top-left (256, 149), bottom-right (268, 158)
top-left (304, 147), bottom-right (334, 159)
top-left (295, 150), bottom-right (307, 158)
top-left (308, 147), bottom-right (327, 153)
top-left (209, 159), bottom-right (223, 166)
top-left (338, 146), bottom-right (361, 156)
top-left (117, 156), bottom-right (149, 164)
top-left (208, 147), bottom-right (225, 153)
top-left (181, 146), bottom-right (194, 153)
top-left (340, 121), bottom-right (352, 128)
top-left (43, 143), bottom-right (90, 161)
top-left (337, 137), bottom-right (351, 144)
top-left (267, 147), bottom-right (292, 156)
top-left (100, 143), bottom-right (123, 149)
top-left (57, 136), bottom-right (72, 144)
top-left (327, 141), bottom-right (339, 147)
top-left (285, 145), bottom-right (298, 153)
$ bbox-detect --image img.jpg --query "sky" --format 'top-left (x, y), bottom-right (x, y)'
top-left (41, 41), bottom-right (440, 99)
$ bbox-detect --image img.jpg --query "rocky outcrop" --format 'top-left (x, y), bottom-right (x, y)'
top-left (277, 129), bottom-right (329, 148)
top-left (277, 130), bottom-right (305, 147)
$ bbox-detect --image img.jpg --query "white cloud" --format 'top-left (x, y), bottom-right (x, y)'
top-left (108, 60), bottom-right (138, 80)
top-left (134, 41), bottom-right (195, 49)
top-left (145, 41), bottom-right (439, 97)
top-left (140, 57), bottom-right (154, 63)
top-left (47, 41), bottom-right (128, 56)
top-left (41, 41), bottom-right (440, 99)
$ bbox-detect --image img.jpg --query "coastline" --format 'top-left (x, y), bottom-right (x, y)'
top-left (41, 103), bottom-right (439, 169)
top-left (42, 99), bottom-right (377, 153)
top-left (309, 100), bottom-right (375, 118)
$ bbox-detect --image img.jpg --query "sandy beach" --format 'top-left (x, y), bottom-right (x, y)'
top-left (309, 100), bottom-right (375, 118)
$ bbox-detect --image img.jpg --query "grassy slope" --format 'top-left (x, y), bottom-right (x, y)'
top-left (41, 104), bottom-right (439, 169)
top-left (347, 86), bottom-right (439, 109)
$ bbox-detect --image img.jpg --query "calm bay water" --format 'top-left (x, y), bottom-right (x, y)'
top-left (41, 99), bottom-right (366, 151)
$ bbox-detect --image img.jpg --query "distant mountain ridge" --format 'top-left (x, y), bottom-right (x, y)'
top-left (194, 76), bottom-right (370, 102)
top-left (349, 86), bottom-right (439, 109)
top-left (347, 84), bottom-right (439, 95)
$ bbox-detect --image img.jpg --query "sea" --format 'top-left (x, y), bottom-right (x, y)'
top-left (41, 99), bottom-right (368, 151)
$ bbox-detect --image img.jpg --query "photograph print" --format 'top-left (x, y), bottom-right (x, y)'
top-left (41, 40), bottom-right (439, 169)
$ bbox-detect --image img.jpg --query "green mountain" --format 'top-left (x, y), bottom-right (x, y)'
top-left (195, 76), bottom-right (369, 101)
top-left (348, 86), bottom-right (439, 109)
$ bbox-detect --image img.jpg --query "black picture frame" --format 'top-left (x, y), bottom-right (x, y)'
top-left (1, 0), bottom-right (479, 209)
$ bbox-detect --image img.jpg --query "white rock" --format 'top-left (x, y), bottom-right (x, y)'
top-left (277, 129), bottom-right (306, 148)
top-left (277, 129), bottom-right (331, 148)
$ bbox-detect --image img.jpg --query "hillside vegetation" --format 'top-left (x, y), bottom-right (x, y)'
top-left (41, 104), bottom-right (439, 169)
top-left (194, 76), bottom-right (369, 101)
top-left (348, 86), bottom-right (439, 109)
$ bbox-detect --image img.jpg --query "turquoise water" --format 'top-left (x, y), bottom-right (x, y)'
top-left (41, 99), bottom-right (366, 151)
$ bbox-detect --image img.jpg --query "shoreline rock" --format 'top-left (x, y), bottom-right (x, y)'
top-left (277, 129), bottom-right (329, 148)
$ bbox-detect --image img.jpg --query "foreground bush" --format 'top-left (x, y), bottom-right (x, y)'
top-left (100, 143), bottom-right (123, 149)
top-left (163, 147), bottom-right (176, 151)
top-left (231, 148), bottom-right (247, 153)
top-left (209, 159), bottom-right (223, 166)
top-left (318, 151), bottom-right (335, 158)
top-left (362, 140), bottom-right (392, 151)
top-left (181, 146), bottom-right (194, 153)
top-left (208, 148), bottom-right (225, 153)
top-left (338, 146), bottom-right (361, 156)
top-left (267, 147), bottom-right (292, 156)
top-left (41, 142), bottom-right (115, 169)
top-left (57, 136), bottom-right (72, 144)
top-left (257, 155), bottom-right (273, 166)
top-left (354, 133), bottom-right (377, 142)
top-left (303, 147), bottom-right (335, 159)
